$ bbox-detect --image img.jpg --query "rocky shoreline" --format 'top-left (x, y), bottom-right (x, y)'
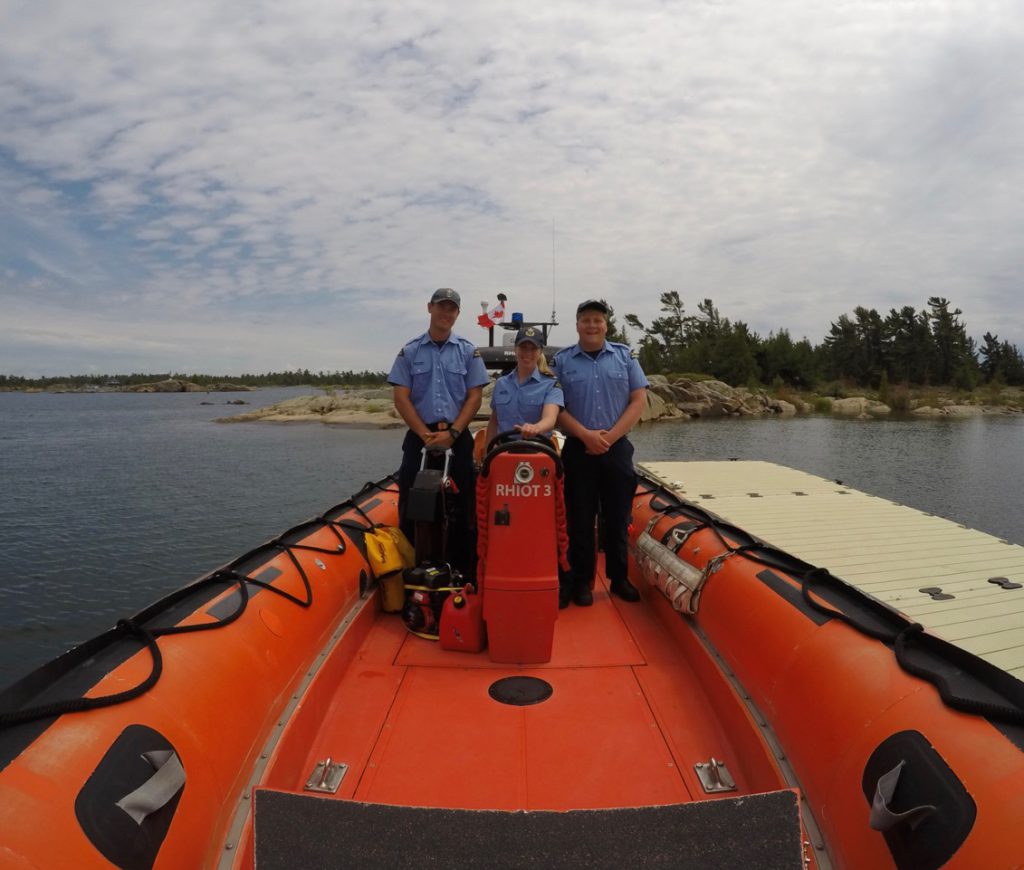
top-left (647, 377), bottom-right (1022, 419)
top-left (217, 390), bottom-right (402, 427)
top-left (217, 379), bottom-right (1022, 428)
top-left (125, 379), bottom-right (255, 393)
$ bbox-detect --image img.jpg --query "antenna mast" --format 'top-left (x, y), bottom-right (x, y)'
top-left (551, 218), bottom-right (556, 322)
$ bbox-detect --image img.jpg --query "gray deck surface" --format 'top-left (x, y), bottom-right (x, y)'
top-left (639, 461), bottom-right (1024, 681)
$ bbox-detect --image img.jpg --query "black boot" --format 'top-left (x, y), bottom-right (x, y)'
top-left (572, 584), bottom-right (593, 607)
top-left (609, 578), bottom-right (640, 602)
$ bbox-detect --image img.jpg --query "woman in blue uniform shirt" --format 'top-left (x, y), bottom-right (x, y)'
top-left (484, 326), bottom-right (564, 444)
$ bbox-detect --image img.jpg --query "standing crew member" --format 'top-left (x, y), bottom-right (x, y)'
top-left (554, 299), bottom-right (648, 608)
top-left (484, 326), bottom-right (564, 444)
top-left (388, 288), bottom-right (489, 579)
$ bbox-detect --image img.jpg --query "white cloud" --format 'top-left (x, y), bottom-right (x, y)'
top-left (1, 0), bottom-right (1022, 376)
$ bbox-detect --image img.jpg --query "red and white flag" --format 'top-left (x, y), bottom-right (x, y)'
top-left (477, 293), bottom-right (507, 328)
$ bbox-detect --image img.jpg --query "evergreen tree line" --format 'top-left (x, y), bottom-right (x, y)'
top-left (0, 369), bottom-right (389, 390)
top-left (618, 294), bottom-right (1024, 389)
top-left (6, 295), bottom-right (1022, 392)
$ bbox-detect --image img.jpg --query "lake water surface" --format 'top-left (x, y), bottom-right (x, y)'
top-left (1, 389), bottom-right (1021, 688)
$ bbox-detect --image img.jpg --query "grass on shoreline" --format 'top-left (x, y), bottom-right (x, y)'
top-left (775, 383), bottom-right (1023, 410)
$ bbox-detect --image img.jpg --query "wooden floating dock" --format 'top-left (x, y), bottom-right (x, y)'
top-left (638, 461), bottom-right (1024, 681)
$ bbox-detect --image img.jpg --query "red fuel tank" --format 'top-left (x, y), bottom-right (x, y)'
top-left (439, 585), bottom-right (486, 653)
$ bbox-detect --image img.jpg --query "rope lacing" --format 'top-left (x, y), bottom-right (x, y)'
top-left (637, 485), bottom-right (1024, 726)
top-left (0, 504), bottom-right (377, 731)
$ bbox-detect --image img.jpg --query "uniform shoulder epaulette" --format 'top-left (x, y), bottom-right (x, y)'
top-left (607, 341), bottom-right (638, 359)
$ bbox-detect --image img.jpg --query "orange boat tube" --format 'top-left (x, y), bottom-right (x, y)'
top-left (1, 466), bottom-right (1022, 868)
top-left (628, 478), bottom-right (1024, 870)
top-left (0, 480), bottom-right (399, 869)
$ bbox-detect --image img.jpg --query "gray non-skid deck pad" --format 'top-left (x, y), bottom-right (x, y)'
top-left (254, 789), bottom-right (803, 869)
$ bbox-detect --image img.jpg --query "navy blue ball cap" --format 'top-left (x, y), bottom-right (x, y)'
top-left (430, 287), bottom-right (461, 307)
top-left (576, 298), bottom-right (609, 316)
top-left (514, 326), bottom-right (545, 348)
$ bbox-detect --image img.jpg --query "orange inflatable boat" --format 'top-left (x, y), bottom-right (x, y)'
top-left (1, 452), bottom-right (1022, 869)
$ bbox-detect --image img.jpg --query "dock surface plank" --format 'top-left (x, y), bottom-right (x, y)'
top-left (639, 461), bottom-right (1024, 681)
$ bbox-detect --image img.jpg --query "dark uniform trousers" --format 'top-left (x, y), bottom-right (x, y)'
top-left (397, 426), bottom-right (476, 581)
top-left (561, 436), bottom-right (636, 590)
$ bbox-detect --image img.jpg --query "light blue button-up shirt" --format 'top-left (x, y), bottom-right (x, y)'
top-left (553, 341), bottom-right (648, 430)
top-left (388, 332), bottom-right (489, 425)
top-left (491, 368), bottom-right (564, 433)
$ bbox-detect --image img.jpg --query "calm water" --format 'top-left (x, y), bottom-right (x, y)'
top-left (1, 390), bottom-right (1021, 688)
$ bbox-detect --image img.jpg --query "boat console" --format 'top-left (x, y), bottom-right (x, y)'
top-left (476, 433), bottom-right (563, 663)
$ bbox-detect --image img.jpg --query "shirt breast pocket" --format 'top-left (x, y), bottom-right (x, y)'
top-left (443, 358), bottom-right (468, 396)
top-left (519, 399), bottom-right (544, 423)
top-left (410, 358), bottom-right (432, 385)
top-left (605, 368), bottom-right (629, 405)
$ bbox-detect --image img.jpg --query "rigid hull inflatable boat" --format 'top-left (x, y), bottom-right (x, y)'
top-left (1, 455), bottom-right (1023, 870)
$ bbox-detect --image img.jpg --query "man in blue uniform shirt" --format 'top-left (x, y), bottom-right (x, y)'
top-left (388, 288), bottom-right (489, 579)
top-left (554, 299), bottom-right (649, 608)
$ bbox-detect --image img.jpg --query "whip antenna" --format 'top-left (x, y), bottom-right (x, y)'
top-left (551, 218), bottom-right (557, 322)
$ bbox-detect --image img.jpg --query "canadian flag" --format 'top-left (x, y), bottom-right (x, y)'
top-left (477, 293), bottom-right (507, 328)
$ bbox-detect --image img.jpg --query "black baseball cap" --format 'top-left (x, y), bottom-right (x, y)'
top-left (430, 287), bottom-right (461, 307)
top-left (576, 299), bottom-right (609, 316)
top-left (514, 326), bottom-right (545, 348)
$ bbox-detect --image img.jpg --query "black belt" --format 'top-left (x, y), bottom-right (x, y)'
top-left (419, 422), bottom-right (468, 441)
top-left (566, 434), bottom-right (630, 444)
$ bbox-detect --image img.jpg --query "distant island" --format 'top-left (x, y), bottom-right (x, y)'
top-left (0, 370), bottom-right (389, 393)
top-left (4, 378), bottom-right (254, 394)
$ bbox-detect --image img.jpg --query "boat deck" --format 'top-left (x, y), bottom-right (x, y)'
top-left (252, 560), bottom-right (804, 867)
top-left (640, 460), bottom-right (1024, 681)
top-left (287, 571), bottom-right (766, 810)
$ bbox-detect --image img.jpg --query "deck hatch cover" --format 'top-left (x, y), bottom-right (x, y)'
top-left (488, 676), bottom-right (553, 706)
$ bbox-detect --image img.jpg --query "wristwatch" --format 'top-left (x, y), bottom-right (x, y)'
top-left (448, 427), bottom-right (461, 440)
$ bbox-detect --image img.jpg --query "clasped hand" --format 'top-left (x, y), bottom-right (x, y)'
top-left (422, 430), bottom-right (455, 450)
top-left (581, 428), bottom-right (613, 455)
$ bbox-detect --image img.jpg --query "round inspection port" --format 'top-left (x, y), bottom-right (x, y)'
top-left (488, 676), bottom-right (553, 706)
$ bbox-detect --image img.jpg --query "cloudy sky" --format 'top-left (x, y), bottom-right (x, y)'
top-left (2, 0), bottom-right (1022, 377)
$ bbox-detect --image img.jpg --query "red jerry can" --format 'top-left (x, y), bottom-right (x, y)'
top-left (439, 585), bottom-right (486, 653)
